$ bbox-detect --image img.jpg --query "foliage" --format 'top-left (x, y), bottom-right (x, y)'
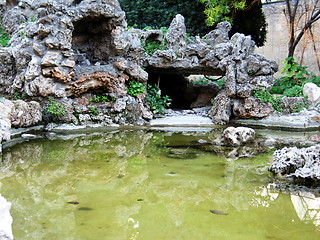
top-left (199, 0), bottom-right (246, 24)
top-left (46, 98), bottom-right (66, 118)
top-left (146, 84), bottom-right (172, 114)
top-left (119, 0), bottom-right (266, 46)
top-left (90, 95), bottom-right (116, 103)
top-left (0, 18), bottom-right (10, 47)
top-left (283, 85), bottom-right (304, 97)
top-left (13, 92), bottom-right (27, 100)
top-left (291, 102), bottom-right (309, 113)
top-left (126, 81), bottom-right (146, 97)
top-left (200, 0), bottom-right (267, 46)
top-left (253, 88), bottom-right (284, 112)
top-left (271, 57), bottom-right (319, 95)
top-left (89, 106), bottom-right (98, 116)
top-left (142, 39), bottom-right (166, 55)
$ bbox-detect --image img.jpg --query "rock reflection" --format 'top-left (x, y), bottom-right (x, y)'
top-left (253, 184), bottom-right (320, 227)
top-left (291, 191), bottom-right (320, 226)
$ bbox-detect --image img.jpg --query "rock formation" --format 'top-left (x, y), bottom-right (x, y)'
top-left (135, 16), bottom-right (278, 124)
top-left (0, 0), bottom-right (278, 133)
top-left (269, 145), bottom-right (320, 186)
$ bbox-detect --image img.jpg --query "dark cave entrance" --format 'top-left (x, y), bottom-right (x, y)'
top-left (147, 72), bottom-right (221, 110)
top-left (72, 17), bottom-right (115, 66)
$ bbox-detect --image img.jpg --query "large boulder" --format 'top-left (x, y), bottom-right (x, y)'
top-left (269, 145), bottom-right (320, 186)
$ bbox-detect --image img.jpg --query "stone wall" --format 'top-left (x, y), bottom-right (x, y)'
top-left (256, 1), bottom-right (320, 75)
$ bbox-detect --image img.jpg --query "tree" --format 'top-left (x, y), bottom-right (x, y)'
top-left (119, 0), bottom-right (267, 46)
top-left (285, 0), bottom-right (320, 57)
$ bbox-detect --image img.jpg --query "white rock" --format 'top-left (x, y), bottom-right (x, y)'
top-left (222, 126), bottom-right (255, 146)
top-left (303, 82), bottom-right (320, 105)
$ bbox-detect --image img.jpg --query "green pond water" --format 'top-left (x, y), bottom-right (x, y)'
top-left (0, 128), bottom-right (320, 240)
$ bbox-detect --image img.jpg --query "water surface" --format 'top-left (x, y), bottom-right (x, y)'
top-left (0, 129), bottom-right (319, 240)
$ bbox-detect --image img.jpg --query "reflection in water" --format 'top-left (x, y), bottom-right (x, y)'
top-left (291, 192), bottom-right (320, 226)
top-left (253, 184), bottom-right (320, 227)
top-left (0, 129), bottom-right (319, 240)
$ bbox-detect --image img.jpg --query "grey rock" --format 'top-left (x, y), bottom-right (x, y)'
top-left (10, 100), bottom-right (42, 127)
top-left (165, 14), bottom-right (186, 51)
top-left (233, 97), bottom-right (274, 119)
top-left (204, 21), bottom-right (231, 46)
top-left (280, 96), bottom-right (307, 114)
top-left (269, 145), bottom-right (320, 186)
top-left (208, 90), bottom-right (232, 125)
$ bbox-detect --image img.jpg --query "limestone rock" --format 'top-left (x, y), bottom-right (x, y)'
top-left (65, 72), bottom-right (128, 97)
top-left (219, 126), bottom-right (255, 146)
top-left (233, 97), bottom-right (274, 119)
top-left (303, 82), bottom-right (320, 106)
top-left (269, 145), bottom-right (320, 186)
top-left (0, 49), bottom-right (16, 95)
top-left (0, 99), bottom-right (13, 143)
top-left (10, 100), bottom-right (42, 127)
top-left (165, 14), bottom-right (186, 50)
top-left (280, 96), bottom-right (307, 114)
top-left (208, 90), bottom-right (232, 125)
top-left (0, 195), bottom-right (13, 240)
top-left (204, 21), bottom-right (231, 46)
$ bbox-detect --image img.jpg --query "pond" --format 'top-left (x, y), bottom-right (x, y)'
top-left (0, 128), bottom-right (319, 240)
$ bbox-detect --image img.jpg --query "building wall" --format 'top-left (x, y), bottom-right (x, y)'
top-left (255, 1), bottom-right (320, 75)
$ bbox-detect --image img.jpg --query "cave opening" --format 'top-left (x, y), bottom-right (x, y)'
top-left (147, 72), bottom-right (221, 110)
top-left (72, 17), bottom-right (114, 66)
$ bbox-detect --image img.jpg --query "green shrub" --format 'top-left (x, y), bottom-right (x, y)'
top-left (146, 84), bottom-right (171, 114)
top-left (291, 102), bottom-right (308, 113)
top-left (142, 39), bottom-right (166, 55)
top-left (283, 85), bottom-right (304, 97)
top-left (46, 98), bottom-right (66, 118)
top-left (90, 95), bottom-right (116, 103)
top-left (89, 106), bottom-right (98, 116)
top-left (253, 88), bottom-right (284, 112)
top-left (126, 81), bottom-right (146, 97)
top-left (13, 92), bottom-right (27, 100)
top-left (0, 18), bottom-right (10, 47)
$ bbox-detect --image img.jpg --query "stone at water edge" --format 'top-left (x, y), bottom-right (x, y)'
top-left (221, 126), bottom-right (256, 146)
top-left (269, 145), bottom-right (320, 186)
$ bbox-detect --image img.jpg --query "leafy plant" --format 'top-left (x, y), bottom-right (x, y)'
top-left (253, 88), bottom-right (284, 112)
top-left (291, 102), bottom-right (308, 113)
top-left (271, 57), bottom-right (309, 94)
top-left (142, 39), bottom-right (166, 55)
top-left (283, 85), bottom-right (304, 97)
top-left (0, 18), bottom-right (10, 47)
top-left (90, 95), bottom-right (116, 103)
top-left (46, 98), bottom-right (66, 118)
top-left (13, 92), bottom-right (27, 100)
top-left (89, 106), bottom-right (98, 116)
top-left (146, 84), bottom-right (171, 114)
top-left (126, 81), bottom-right (146, 97)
